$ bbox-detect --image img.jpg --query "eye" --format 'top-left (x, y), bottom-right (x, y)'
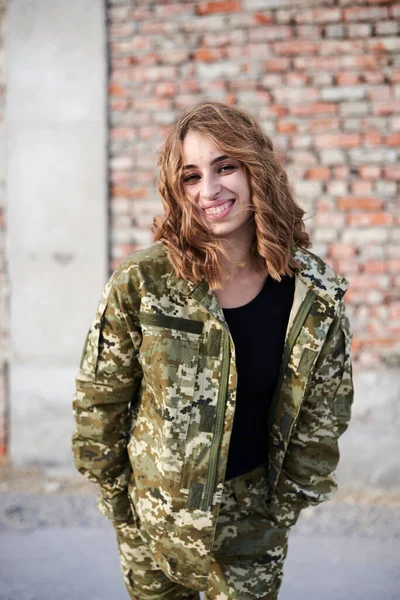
top-left (183, 173), bottom-right (200, 184)
top-left (219, 164), bottom-right (236, 174)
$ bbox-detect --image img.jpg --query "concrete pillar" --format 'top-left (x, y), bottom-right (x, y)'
top-left (6, 0), bottom-right (108, 466)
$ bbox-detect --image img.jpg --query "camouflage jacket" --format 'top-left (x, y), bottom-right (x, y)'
top-left (72, 242), bottom-right (353, 591)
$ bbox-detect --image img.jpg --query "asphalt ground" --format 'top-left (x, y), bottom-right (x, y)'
top-left (1, 466), bottom-right (399, 600)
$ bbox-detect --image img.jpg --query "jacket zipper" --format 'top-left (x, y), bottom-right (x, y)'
top-left (201, 330), bottom-right (231, 512)
top-left (267, 289), bottom-right (316, 435)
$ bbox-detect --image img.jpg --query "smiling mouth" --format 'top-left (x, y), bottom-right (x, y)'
top-left (203, 200), bottom-right (234, 216)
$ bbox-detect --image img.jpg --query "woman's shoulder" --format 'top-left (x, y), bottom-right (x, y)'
top-left (104, 243), bottom-right (174, 309)
top-left (111, 242), bottom-right (171, 282)
top-left (291, 244), bottom-right (350, 308)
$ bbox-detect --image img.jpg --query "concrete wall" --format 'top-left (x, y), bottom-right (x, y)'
top-left (0, 0), bottom-right (8, 460)
top-left (6, 0), bottom-right (107, 466)
top-left (336, 368), bottom-right (400, 491)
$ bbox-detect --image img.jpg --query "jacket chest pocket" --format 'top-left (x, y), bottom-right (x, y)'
top-left (154, 333), bottom-right (200, 438)
top-left (138, 314), bottom-right (203, 483)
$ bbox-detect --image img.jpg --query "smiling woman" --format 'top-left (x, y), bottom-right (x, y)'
top-left (72, 101), bottom-right (354, 600)
top-left (154, 101), bottom-right (310, 290)
top-left (182, 134), bottom-right (252, 241)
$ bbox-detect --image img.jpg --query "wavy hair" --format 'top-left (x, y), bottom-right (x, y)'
top-left (153, 101), bottom-right (311, 289)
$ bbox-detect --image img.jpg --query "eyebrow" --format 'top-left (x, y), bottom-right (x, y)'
top-left (182, 155), bottom-right (229, 171)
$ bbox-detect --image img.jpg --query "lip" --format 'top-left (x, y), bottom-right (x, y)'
top-left (203, 199), bottom-right (235, 220)
top-left (201, 198), bottom-right (235, 210)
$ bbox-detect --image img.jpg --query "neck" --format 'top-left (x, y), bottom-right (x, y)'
top-left (218, 237), bottom-right (257, 282)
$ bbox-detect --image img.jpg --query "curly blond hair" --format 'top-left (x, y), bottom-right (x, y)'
top-left (153, 101), bottom-right (311, 289)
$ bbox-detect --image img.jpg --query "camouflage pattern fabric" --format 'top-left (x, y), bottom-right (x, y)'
top-left (72, 242), bottom-right (353, 592)
top-left (115, 465), bottom-right (287, 600)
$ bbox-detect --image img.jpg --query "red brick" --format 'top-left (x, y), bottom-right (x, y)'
top-left (389, 71), bottom-right (400, 83)
top-left (108, 83), bottom-right (128, 97)
top-left (372, 101), bottom-right (400, 115)
top-left (291, 152), bottom-right (318, 165)
top-left (285, 72), bottom-right (309, 86)
top-left (330, 243), bottom-right (357, 259)
top-left (363, 71), bottom-right (385, 84)
top-left (334, 260), bottom-right (361, 276)
top-left (336, 73), bottom-right (361, 85)
top-left (261, 74), bottom-right (284, 87)
top-left (305, 167), bottom-right (331, 180)
top-left (364, 132), bottom-right (383, 145)
top-left (155, 4), bottom-right (195, 17)
top-left (155, 83), bottom-right (178, 97)
top-left (294, 56), bottom-right (340, 70)
top-left (249, 25), bottom-right (293, 42)
top-left (352, 181), bottom-right (374, 195)
top-left (131, 8), bottom-right (152, 20)
top-left (161, 50), bottom-right (191, 65)
top-left (277, 122), bottom-right (298, 133)
top-left (384, 166), bottom-right (400, 180)
top-left (367, 85), bottom-right (392, 101)
top-left (387, 133), bottom-right (400, 146)
top-left (274, 41), bottom-right (318, 55)
top-left (111, 187), bottom-right (149, 199)
top-left (309, 119), bottom-right (340, 133)
top-left (367, 338), bottom-right (398, 349)
top-left (108, 23), bottom-right (136, 39)
top-left (110, 98), bottom-right (130, 111)
top-left (261, 58), bottom-right (290, 72)
top-left (110, 128), bottom-right (135, 141)
top-left (295, 8), bottom-right (341, 24)
top-left (225, 93), bottom-right (236, 105)
top-left (364, 261), bottom-right (388, 274)
top-left (358, 166), bottom-right (381, 179)
top-left (254, 12), bottom-right (273, 25)
top-left (350, 274), bottom-right (389, 290)
top-left (343, 6), bottom-right (389, 21)
top-left (194, 48), bottom-right (225, 62)
top-left (132, 98), bottom-right (172, 111)
top-left (179, 80), bottom-right (201, 93)
top-left (315, 134), bottom-right (361, 149)
top-left (140, 21), bottom-right (176, 34)
top-left (347, 213), bottom-right (393, 226)
top-left (334, 166), bottom-right (350, 178)
top-left (388, 260), bottom-right (400, 274)
top-left (338, 197), bottom-right (383, 211)
top-left (340, 54), bottom-right (389, 70)
top-left (291, 103), bottom-right (338, 116)
top-left (260, 104), bottom-right (288, 118)
top-left (196, 0), bottom-right (241, 15)
top-left (318, 40), bottom-right (365, 56)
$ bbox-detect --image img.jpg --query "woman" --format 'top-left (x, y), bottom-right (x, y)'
top-left (72, 101), bottom-right (353, 600)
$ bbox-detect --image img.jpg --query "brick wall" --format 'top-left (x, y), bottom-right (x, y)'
top-left (108, 0), bottom-right (400, 368)
top-left (0, 0), bottom-right (8, 461)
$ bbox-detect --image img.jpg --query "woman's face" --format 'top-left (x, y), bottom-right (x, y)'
top-left (182, 131), bottom-right (254, 244)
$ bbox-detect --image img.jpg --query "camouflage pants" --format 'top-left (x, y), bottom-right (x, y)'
top-left (115, 465), bottom-right (289, 600)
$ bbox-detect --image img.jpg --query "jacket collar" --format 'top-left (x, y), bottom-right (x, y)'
top-left (165, 244), bottom-right (349, 312)
top-left (291, 244), bottom-right (349, 309)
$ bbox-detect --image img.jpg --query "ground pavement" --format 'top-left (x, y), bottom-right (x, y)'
top-left (0, 466), bottom-right (399, 600)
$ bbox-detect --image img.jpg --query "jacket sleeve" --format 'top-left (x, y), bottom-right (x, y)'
top-left (71, 271), bottom-right (142, 522)
top-left (267, 300), bottom-right (354, 528)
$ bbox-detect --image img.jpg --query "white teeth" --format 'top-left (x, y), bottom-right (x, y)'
top-left (204, 200), bottom-right (233, 216)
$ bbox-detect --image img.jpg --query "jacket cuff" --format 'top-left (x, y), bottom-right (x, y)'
top-left (97, 491), bottom-right (133, 522)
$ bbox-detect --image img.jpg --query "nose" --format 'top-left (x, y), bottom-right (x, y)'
top-left (200, 172), bottom-right (221, 201)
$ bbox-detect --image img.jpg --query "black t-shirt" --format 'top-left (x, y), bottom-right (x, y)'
top-left (223, 274), bottom-right (295, 480)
